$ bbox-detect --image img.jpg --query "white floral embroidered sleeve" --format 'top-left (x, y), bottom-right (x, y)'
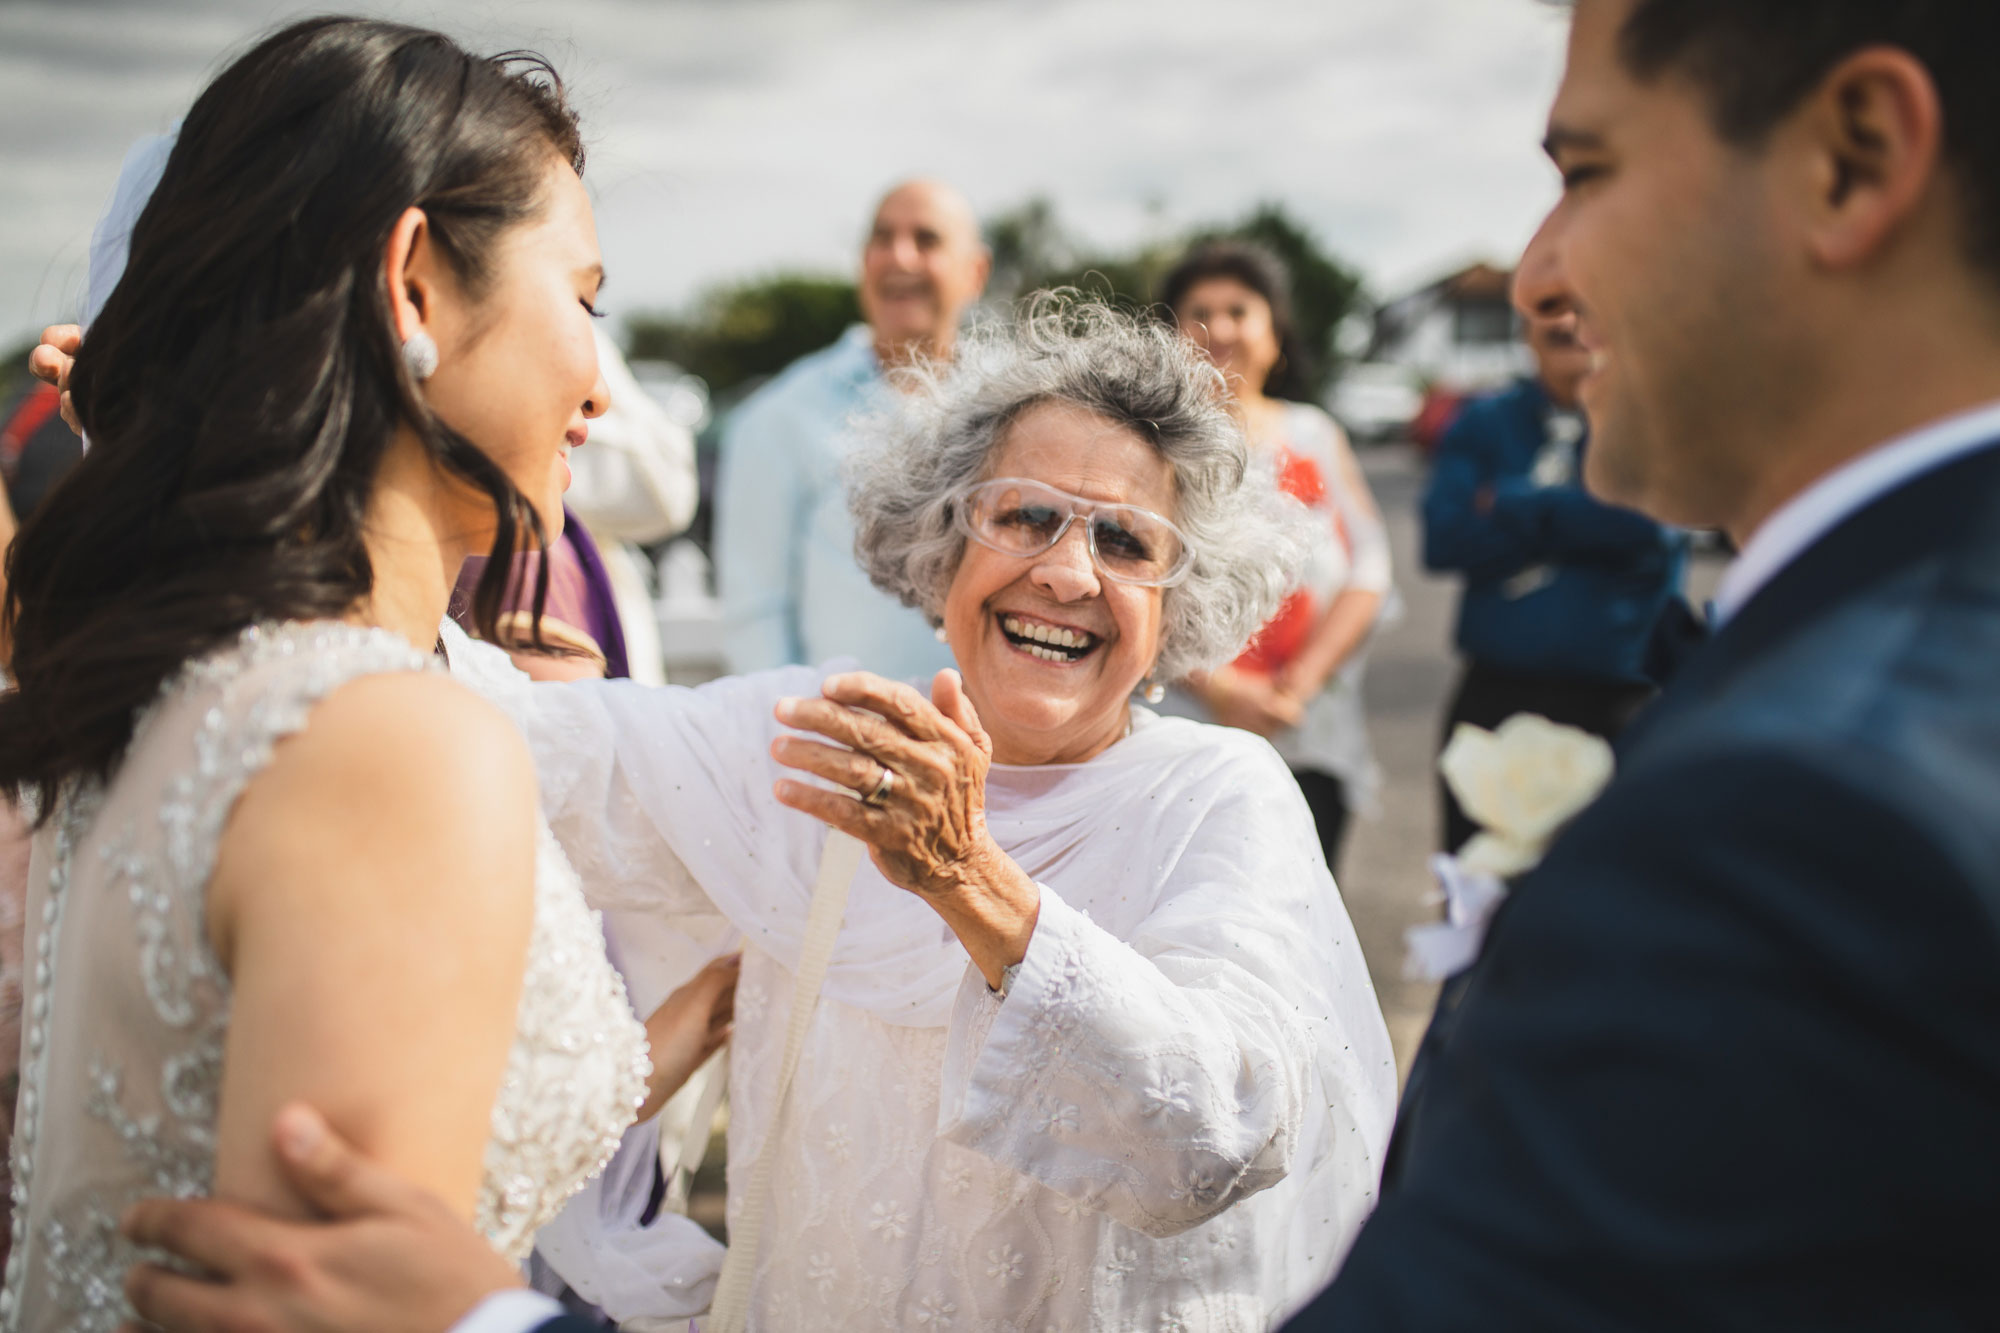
top-left (937, 879), bottom-right (1315, 1237)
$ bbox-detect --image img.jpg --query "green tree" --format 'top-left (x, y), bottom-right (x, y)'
top-left (981, 199), bottom-right (1365, 401)
top-left (982, 195), bottom-right (1171, 314)
top-left (625, 274), bottom-right (859, 399)
top-left (984, 197), bottom-right (1075, 299)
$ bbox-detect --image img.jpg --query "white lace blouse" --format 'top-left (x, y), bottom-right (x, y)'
top-left (506, 664), bottom-right (1398, 1331)
top-left (3, 623), bottom-right (649, 1332)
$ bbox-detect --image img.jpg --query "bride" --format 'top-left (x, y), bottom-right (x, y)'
top-left (0, 18), bottom-right (733, 1330)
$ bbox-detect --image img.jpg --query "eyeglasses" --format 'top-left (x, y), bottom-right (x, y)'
top-left (951, 477), bottom-right (1196, 587)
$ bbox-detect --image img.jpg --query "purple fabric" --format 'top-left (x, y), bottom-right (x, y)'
top-left (449, 509), bottom-right (632, 679)
top-left (560, 506), bottom-right (631, 680)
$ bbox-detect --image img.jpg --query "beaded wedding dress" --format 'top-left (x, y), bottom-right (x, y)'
top-left (1, 622), bottom-right (650, 1332)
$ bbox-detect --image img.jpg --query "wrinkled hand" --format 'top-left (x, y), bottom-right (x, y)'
top-left (770, 669), bottom-right (1038, 987)
top-left (1199, 665), bottom-right (1304, 739)
top-left (27, 325), bottom-right (82, 436)
top-left (639, 951), bottom-right (740, 1121)
top-left (118, 1104), bottom-right (520, 1333)
top-left (772, 670), bottom-right (997, 897)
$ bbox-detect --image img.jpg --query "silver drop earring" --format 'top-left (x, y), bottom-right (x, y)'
top-left (402, 330), bottom-right (439, 381)
top-left (1141, 678), bottom-right (1165, 705)
top-left (934, 624), bottom-right (949, 643)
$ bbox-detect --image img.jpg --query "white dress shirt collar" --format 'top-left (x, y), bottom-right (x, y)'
top-left (1711, 397), bottom-right (2000, 626)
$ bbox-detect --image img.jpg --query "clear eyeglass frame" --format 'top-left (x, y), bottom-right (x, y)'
top-left (950, 476), bottom-right (1197, 588)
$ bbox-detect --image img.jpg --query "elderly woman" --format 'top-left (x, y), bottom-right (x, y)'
top-left (72, 302), bottom-right (1393, 1330)
top-left (499, 302), bottom-right (1397, 1329)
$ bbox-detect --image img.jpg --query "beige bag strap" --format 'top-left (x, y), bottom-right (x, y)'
top-left (701, 830), bottom-right (865, 1333)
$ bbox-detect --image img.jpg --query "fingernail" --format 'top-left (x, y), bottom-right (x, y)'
top-left (824, 674), bottom-right (848, 693)
top-left (776, 698), bottom-right (798, 722)
top-left (276, 1105), bottom-right (322, 1160)
top-left (117, 1204), bottom-right (139, 1239)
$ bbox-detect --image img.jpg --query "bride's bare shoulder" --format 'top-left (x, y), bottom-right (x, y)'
top-left (207, 668), bottom-right (538, 968)
top-left (269, 667), bottom-right (529, 792)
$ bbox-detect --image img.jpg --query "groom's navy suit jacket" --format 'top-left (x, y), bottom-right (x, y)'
top-left (1291, 440), bottom-right (2000, 1330)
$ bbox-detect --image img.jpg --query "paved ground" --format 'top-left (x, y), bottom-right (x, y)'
top-left (1337, 444), bottom-right (1454, 1082)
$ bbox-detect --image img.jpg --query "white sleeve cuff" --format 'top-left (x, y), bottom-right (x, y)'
top-left (447, 1289), bottom-right (567, 1333)
top-left (936, 883), bottom-right (1085, 1144)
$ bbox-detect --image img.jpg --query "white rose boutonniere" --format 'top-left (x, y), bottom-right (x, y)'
top-left (1405, 713), bottom-right (1615, 981)
top-left (1441, 713), bottom-right (1616, 877)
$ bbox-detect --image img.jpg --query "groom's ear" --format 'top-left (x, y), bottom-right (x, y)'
top-left (1789, 47), bottom-right (1945, 274)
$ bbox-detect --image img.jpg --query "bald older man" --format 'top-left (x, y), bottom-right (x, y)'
top-left (715, 179), bottom-right (991, 678)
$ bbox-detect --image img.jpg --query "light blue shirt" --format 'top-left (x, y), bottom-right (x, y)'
top-left (716, 324), bottom-right (956, 681)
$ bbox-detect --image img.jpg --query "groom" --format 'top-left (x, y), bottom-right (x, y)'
top-left (1291, 0), bottom-right (2000, 1327)
top-left (81, 0), bottom-right (2000, 1328)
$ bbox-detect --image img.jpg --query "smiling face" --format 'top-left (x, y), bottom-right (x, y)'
top-left (1175, 276), bottom-right (1282, 400)
top-left (1521, 297), bottom-right (1594, 409)
top-left (421, 157), bottom-right (610, 542)
top-left (941, 400), bottom-right (1175, 767)
top-left (1515, 0), bottom-right (1800, 529)
top-left (858, 181), bottom-right (990, 359)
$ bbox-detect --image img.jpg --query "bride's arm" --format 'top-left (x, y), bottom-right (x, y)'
top-left (206, 672), bottom-right (537, 1222)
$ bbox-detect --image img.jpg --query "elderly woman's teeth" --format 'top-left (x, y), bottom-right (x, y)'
top-left (1000, 614), bottom-right (1096, 660)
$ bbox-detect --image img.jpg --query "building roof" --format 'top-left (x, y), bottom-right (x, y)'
top-left (1437, 261), bottom-right (1513, 302)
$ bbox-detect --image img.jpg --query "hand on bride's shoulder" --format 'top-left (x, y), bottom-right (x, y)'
top-left (207, 669), bottom-right (540, 1224)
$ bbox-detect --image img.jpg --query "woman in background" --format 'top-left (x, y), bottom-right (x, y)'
top-left (1164, 240), bottom-right (1394, 875)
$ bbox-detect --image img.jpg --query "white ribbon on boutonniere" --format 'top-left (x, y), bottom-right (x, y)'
top-left (1405, 713), bottom-right (1615, 981)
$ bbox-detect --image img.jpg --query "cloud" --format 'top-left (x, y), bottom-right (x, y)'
top-left (0, 0), bottom-right (1569, 346)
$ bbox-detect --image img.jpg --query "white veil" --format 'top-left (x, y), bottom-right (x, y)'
top-left (84, 125), bottom-right (178, 328)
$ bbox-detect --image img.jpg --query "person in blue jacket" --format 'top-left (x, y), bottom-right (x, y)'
top-left (1422, 296), bottom-right (1686, 849)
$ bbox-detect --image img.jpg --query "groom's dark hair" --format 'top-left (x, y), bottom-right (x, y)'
top-left (1616, 1), bottom-right (2000, 286)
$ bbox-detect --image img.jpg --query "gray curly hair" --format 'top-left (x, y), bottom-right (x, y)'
top-left (846, 297), bottom-right (1311, 681)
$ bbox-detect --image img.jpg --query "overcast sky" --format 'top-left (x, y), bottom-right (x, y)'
top-left (0, 0), bottom-right (1573, 350)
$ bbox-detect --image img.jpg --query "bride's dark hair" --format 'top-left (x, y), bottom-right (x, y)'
top-left (0, 16), bottom-right (583, 816)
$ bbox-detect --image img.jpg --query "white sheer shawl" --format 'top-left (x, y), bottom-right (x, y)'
top-left (489, 658), bottom-right (1398, 1326)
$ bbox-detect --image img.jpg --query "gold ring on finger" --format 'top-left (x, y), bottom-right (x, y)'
top-left (861, 763), bottom-right (896, 807)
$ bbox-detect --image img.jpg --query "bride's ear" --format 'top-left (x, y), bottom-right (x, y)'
top-left (383, 206), bottom-right (437, 344)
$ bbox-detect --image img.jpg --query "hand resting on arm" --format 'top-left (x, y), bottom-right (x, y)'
top-left (119, 1104), bottom-right (527, 1333)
